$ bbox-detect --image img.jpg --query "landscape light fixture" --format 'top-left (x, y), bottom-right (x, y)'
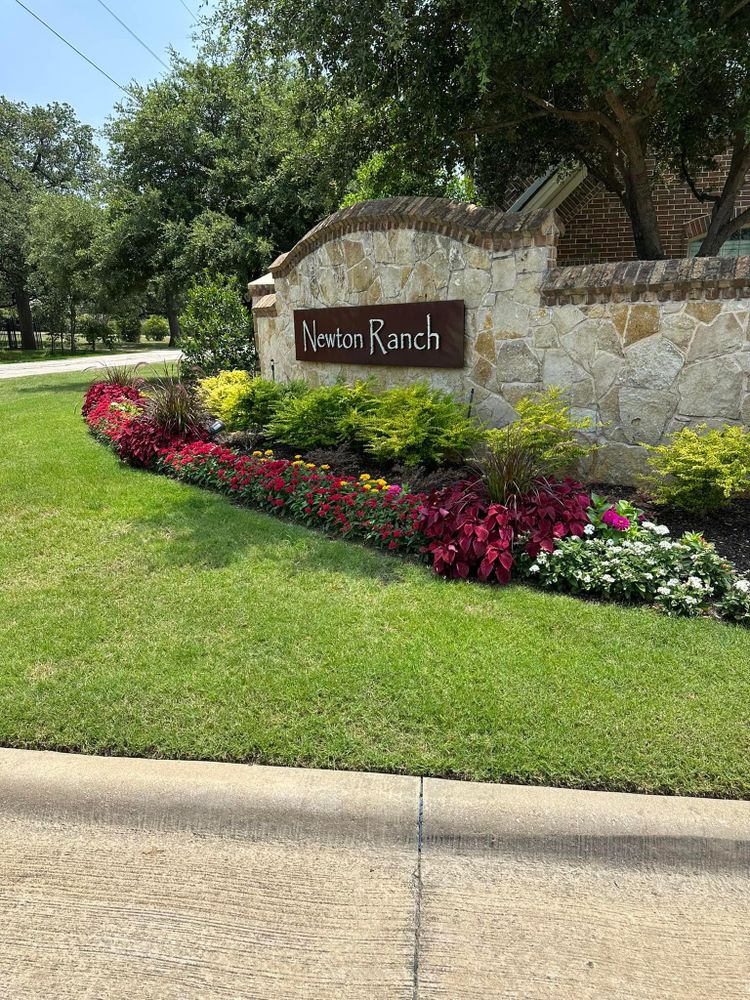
top-left (207, 418), bottom-right (225, 439)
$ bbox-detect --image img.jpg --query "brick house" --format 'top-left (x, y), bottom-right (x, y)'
top-left (507, 156), bottom-right (750, 265)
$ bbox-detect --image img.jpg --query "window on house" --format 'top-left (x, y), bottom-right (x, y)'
top-left (689, 228), bottom-right (750, 257)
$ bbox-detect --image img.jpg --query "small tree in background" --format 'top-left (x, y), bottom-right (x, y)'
top-left (179, 272), bottom-right (256, 380)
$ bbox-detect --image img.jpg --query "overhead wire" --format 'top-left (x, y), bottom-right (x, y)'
top-left (13, 0), bottom-right (130, 94)
top-left (94, 0), bottom-right (170, 71)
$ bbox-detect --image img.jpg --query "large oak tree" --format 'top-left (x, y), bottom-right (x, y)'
top-left (214, 0), bottom-right (750, 259)
top-left (0, 99), bottom-right (99, 348)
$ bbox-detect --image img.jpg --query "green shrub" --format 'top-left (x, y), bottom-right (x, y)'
top-left (267, 380), bottom-right (377, 450)
top-left (79, 314), bottom-right (117, 351)
top-left (197, 371), bottom-right (296, 431)
top-left (351, 382), bottom-right (483, 467)
top-left (644, 424), bottom-right (750, 512)
top-left (142, 315), bottom-right (170, 342)
top-left (180, 272), bottom-right (256, 379)
top-left (486, 386), bottom-right (594, 477)
top-left (115, 313), bottom-right (142, 344)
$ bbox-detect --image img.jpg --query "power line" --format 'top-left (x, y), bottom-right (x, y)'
top-left (95, 0), bottom-right (170, 70)
top-left (177, 0), bottom-right (198, 22)
top-left (13, 0), bottom-right (129, 95)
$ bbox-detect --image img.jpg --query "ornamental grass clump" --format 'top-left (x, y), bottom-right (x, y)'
top-left (484, 386), bottom-right (595, 481)
top-left (644, 424), bottom-right (750, 512)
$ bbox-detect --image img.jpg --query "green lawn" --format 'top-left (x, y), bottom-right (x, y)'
top-left (1, 370), bottom-right (749, 797)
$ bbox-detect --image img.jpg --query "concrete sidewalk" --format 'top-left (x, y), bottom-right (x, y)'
top-left (0, 349), bottom-right (182, 379)
top-left (0, 750), bottom-right (748, 999)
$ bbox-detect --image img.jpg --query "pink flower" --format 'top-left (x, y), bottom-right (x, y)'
top-left (602, 507), bottom-right (630, 531)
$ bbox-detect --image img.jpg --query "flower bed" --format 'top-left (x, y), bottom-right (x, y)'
top-left (83, 380), bottom-right (750, 625)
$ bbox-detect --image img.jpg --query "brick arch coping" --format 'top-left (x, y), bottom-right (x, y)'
top-left (265, 197), bottom-right (563, 280)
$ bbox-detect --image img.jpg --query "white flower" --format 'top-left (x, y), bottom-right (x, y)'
top-left (659, 541), bottom-right (673, 550)
top-left (584, 523), bottom-right (595, 535)
top-left (657, 586), bottom-right (671, 596)
top-left (528, 564), bottom-right (540, 574)
top-left (687, 576), bottom-right (703, 590)
top-left (667, 578), bottom-right (679, 587)
top-left (684, 596), bottom-right (698, 606)
top-left (601, 573), bottom-right (615, 584)
top-left (552, 549), bottom-right (564, 558)
top-left (655, 524), bottom-right (670, 535)
top-left (735, 579), bottom-right (750, 594)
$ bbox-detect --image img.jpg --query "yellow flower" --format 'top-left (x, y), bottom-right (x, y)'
top-left (264, 449), bottom-right (273, 456)
top-left (363, 484), bottom-right (372, 491)
top-left (306, 462), bottom-right (316, 469)
top-left (339, 480), bottom-right (348, 487)
top-left (360, 473), bottom-right (371, 481)
top-left (292, 460), bottom-right (304, 466)
top-left (294, 455), bottom-right (302, 459)
top-left (252, 450), bottom-right (262, 457)
top-left (320, 464), bottom-right (330, 470)
top-left (376, 478), bottom-right (387, 486)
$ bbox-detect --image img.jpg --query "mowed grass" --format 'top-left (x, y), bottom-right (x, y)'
top-left (1, 371), bottom-right (749, 797)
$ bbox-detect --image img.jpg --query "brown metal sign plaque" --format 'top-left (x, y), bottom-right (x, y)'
top-left (293, 300), bottom-right (464, 368)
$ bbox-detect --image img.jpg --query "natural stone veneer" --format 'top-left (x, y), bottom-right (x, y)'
top-left (250, 197), bottom-right (750, 484)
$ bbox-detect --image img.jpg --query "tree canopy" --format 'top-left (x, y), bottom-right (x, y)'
top-left (212, 0), bottom-right (750, 259)
top-left (0, 99), bottom-right (100, 347)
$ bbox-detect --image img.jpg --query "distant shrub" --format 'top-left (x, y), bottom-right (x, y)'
top-left (644, 424), bottom-right (750, 512)
top-left (79, 314), bottom-right (117, 351)
top-left (197, 371), bottom-right (298, 431)
top-left (352, 382), bottom-right (483, 467)
top-left (142, 315), bottom-right (170, 342)
top-left (267, 380), bottom-right (377, 450)
top-left (115, 313), bottom-right (142, 344)
top-left (180, 272), bottom-right (256, 379)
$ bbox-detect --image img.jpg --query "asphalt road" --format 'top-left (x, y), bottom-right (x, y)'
top-left (0, 349), bottom-right (182, 379)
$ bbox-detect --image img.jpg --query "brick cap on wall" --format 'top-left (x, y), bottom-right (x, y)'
top-left (542, 255), bottom-right (750, 304)
top-left (258, 198), bottom-right (563, 281)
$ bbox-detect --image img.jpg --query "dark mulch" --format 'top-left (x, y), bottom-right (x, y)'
top-left (592, 483), bottom-right (750, 575)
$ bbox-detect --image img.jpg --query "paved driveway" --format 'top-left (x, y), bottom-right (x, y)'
top-left (0, 750), bottom-right (748, 999)
top-left (0, 349), bottom-right (182, 379)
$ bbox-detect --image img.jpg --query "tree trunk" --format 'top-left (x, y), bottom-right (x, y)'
top-left (69, 302), bottom-right (77, 353)
top-left (165, 294), bottom-right (181, 347)
top-left (621, 155), bottom-right (664, 259)
top-left (14, 286), bottom-right (36, 351)
top-left (695, 142), bottom-right (750, 256)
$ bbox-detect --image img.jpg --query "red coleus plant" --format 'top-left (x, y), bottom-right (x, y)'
top-left (419, 477), bottom-right (591, 584)
top-left (514, 479), bottom-right (591, 559)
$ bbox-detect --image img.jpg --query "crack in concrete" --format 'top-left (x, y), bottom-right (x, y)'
top-left (411, 776), bottom-right (424, 1000)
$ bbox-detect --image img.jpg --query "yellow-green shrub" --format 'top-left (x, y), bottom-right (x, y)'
top-left (351, 382), bottom-right (484, 467)
top-left (485, 386), bottom-right (595, 478)
top-left (266, 380), bottom-right (378, 450)
top-left (644, 424), bottom-right (750, 512)
top-left (197, 371), bottom-right (290, 431)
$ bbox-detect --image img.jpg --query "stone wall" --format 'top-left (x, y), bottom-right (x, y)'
top-left (250, 197), bottom-right (750, 485)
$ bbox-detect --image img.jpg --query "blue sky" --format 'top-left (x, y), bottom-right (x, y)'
top-left (0, 0), bottom-right (212, 138)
